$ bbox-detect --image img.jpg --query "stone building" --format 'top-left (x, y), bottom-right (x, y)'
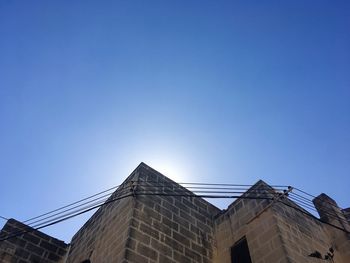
top-left (1, 162), bottom-right (349, 262)
top-left (0, 219), bottom-right (68, 262)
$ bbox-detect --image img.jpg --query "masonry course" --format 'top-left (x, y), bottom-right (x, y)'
top-left (0, 219), bottom-right (68, 263)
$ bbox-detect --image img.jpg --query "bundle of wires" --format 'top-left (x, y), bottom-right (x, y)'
top-left (0, 181), bottom-right (348, 242)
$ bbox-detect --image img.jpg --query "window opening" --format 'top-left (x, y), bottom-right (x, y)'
top-left (231, 237), bottom-right (252, 263)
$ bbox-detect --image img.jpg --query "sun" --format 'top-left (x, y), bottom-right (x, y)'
top-left (116, 140), bottom-right (194, 185)
top-left (145, 157), bottom-right (189, 183)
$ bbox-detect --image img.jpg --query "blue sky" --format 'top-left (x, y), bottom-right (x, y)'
top-left (0, 1), bottom-right (349, 242)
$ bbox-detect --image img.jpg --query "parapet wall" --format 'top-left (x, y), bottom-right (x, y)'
top-left (0, 218), bottom-right (68, 263)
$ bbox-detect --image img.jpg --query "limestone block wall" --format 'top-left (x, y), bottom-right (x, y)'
top-left (0, 218), bottom-right (68, 263)
top-left (214, 180), bottom-right (350, 263)
top-left (2, 164), bottom-right (349, 263)
top-left (312, 194), bottom-right (350, 261)
top-left (124, 164), bottom-right (221, 263)
top-left (274, 200), bottom-right (330, 263)
top-left (273, 194), bottom-right (350, 263)
top-left (213, 180), bottom-right (289, 263)
top-left (313, 194), bottom-right (350, 232)
top-left (66, 173), bottom-right (137, 263)
top-left (342, 207), bottom-right (350, 224)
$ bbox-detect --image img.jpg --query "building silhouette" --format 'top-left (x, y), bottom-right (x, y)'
top-left (1, 162), bottom-right (349, 262)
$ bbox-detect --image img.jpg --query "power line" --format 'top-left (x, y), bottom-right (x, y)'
top-left (293, 187), bottom-right (345, 210)
top-left (22, 183), bottom-right (347, 233)
top-left (0, 193), bottom-right (134, 242)
top-left (0, 192), bottom-right (275, 242)
top-left (294, 187), bottom-right (317, 198)
top-left (289, 194), bottom-right (350, 226)
top-left (1, 182), bottom-right (348, 242)
top-left (287, 190), bottom-right (349, 226)
top-left (289, 192), bottom-right (349, 220)
top-left (23, 184), bottom-right (122, 223)
top-left (28, 192), bottom-right (117, 226)
top-left (27, 188), bottom-right (276, 227)
top-left (2, 179), bottom-right (287, 239)
top-left (138, 184), bottom-right (349, 222)
top-left (21, 183), bottom-right (347, 232)
top-left (22, 183), bottom-right (281, 226)
top-left (1, 189), bottom-right (349, 242)
top-left (0, 215), bottom-right (8, 221)
top-left (278, 199), bottom-right (350, 234)
top-left (177, 182), bottom-right (289, 188)
top-left (137, 184), bottom-right (286, 191)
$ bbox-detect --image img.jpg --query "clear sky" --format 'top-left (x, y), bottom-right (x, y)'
top-left (0, 1), bottom-right (349, 242)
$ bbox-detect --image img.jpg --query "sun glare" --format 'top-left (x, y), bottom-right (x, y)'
top-left (146, 158), bottom-right (190, 183)
top-left (118, 141), bottom-right (194, 185)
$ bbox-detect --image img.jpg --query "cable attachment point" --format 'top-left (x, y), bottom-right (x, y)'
top-left (282, 186), bottom-right (293, 197)
top-left (247, 186), bottom-right (294, 224)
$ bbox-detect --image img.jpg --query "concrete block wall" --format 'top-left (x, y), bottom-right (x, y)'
top-left (66, 172), bottom-right (137, 263)
top-left (124, 164), bottom-right (221, 263)
top-left (213, 180), bottom-right (289, 263)
top-left (0, 218), bottom-right (68, 263)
